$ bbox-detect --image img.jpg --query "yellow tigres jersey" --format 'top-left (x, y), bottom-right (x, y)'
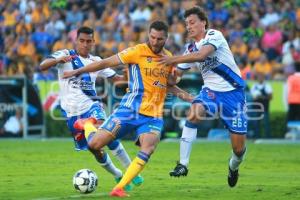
top-left (117, 43), bottom-right (173, 118)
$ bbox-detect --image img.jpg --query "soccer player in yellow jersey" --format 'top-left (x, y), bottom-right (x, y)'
top-left (63, 21), bottom-right (193, 197)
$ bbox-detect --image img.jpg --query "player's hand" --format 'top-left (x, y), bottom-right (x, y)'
top-left (56, 56), bottom-right (73, 64)
top-left (63, 70), bottom-right (78, 78)
top-left (158, 55), bottom-right (176, 66)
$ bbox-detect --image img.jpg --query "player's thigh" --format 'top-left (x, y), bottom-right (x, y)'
top-left (219, 89), bottom-right (247, 135)
top-left (100, 107), bottom-right (136, 139)
top-left (190, 88), bottom-right (218, 123)
top-left (187, 103), bottom-right (207, 123)
top-left (136, 117), bottom-right (162, 154)
top-left (89, 129), bottom-right (114, 150)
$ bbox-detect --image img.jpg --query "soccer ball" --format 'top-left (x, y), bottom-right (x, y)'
top-left (73, 169), bottom-right (98, 193)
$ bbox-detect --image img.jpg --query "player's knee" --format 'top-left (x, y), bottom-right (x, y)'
top-left (88, 139), bottom-right (100, 151)
top-left (188, 104), bottom-right (205, 123)
top-left (88, 137), bottom-right (105, 151)
top-left (141, 143), bottom-right (157, 155)
top-left (232, 146), bottom-right (246, 157)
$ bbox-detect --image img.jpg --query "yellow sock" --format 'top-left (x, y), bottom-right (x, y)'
top-left (114, 157), bottom-right (147, 189)
top-left (84, 122), bottom-right (97, 140)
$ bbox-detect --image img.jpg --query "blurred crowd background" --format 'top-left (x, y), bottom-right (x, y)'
top-left (1, 0), bottom-right (300, 82)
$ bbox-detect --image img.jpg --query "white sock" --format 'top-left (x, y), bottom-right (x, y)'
top-left (180, 124), bottom-right (197, 166)
top-left (99, 153), bottom-right (123, 178)
top-left (229, 148), bottom-right (247, 171)
top-left (111, 143), bottom-right (132, 168)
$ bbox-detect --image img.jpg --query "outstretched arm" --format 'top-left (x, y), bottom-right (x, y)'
top-left (167, 85), bottom-right (194, 103)
top-left (108, 74), bottom-right (128, 88)
top-left (63, 55), bottom-right (122, 78)
top-left (159, 45), bottom-right (215, 66)
top-left (40, 56), bottom-right (72, 71)
top-left (167, 68), bottom-right (193, 102)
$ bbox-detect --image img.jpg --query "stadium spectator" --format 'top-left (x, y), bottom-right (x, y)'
top-left (169, 15), bottom-right (185, 46)
top-left (239, 58), bottom-right (253, 80)
top-left (16, 34), bottom-right (36, 59)
top-left (52, 32), bottom-right (73, 52)
top-left (65, 4), bottom-right (84, 31)
top-left (260, 5), bottom-right (281, 27)
top-left (242, 20), bottom-right (264, 44)
top-left (150, 2), bottom-right (166, 22)
top-left (228, 22), bottom-right (244, 44)
top-left (209, 3), bottom-right (230, 25)
top-left (44, 10), bottom-right (66, 40)
top-left (129, 0), bottom-right (151, 28)
top-left (261, 24), bottom-right (283, 61)
top-left (166, 0), bottom-right (184, 25)
top-left (1, 0), bottom-right (299, 82)
top-left (31, 2), bottom-right (50, 25)
top-left (31, 24), bottom-right (54, 57)
top-left (250, 72), bottom-right (273, 138)
top-left (1, 108), bottom-right (23, 137)
top-left (253, 53), bottom-right (272, 79)
top-left (230, 37), bottom-right (248, 63)
top-left (287, 58), bottom-right (300, 122)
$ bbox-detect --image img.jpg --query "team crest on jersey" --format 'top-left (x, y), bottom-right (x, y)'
top-left (207, 90), bottom-right (215, 99)
top-left (147, 57), bottom-right (152, 63)
top-left (208, 31), bottom-right (215, 35)
top-left (187, 43), bottom-right (198, 53)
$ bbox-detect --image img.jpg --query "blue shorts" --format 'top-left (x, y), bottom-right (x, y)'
top-left (101, 107), bottom-right (164, 144)
top-left (193, 87), bottom-right (247, 134)
top-left (65, 103), bottom-right (106, 150)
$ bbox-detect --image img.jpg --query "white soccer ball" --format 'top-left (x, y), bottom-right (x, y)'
top-left (73, 169), bottom-right (98, 193)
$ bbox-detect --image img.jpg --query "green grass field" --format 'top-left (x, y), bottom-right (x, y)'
top-left (1, 139), bottom-right (300, 200)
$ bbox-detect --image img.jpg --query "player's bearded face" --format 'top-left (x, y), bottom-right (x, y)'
top-left (76, 33), bottom-right (94, 57)
top-left (148, 29), bottom-right (167, 54)
top-left (185, 14), bottom-right (206, 40)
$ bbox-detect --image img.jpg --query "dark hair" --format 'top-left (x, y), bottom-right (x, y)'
top-left (184, 6), bottom-right (209, 29)
top-left (149, 20), bottom-right (168, 36)
top-left (77, 26), bottom-right (94, 38)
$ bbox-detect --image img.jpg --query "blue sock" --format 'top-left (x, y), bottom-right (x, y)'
top-left (107, 139), bottom-right (120, 150)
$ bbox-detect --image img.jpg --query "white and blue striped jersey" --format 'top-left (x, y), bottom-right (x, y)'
top-left (49, 49), bottom-right (116, 117)
top-left (178, 29), bottom-right (245, 92)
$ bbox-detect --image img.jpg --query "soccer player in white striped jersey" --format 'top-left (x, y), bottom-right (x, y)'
top-left (40, 26), bottom-right (143, 190)
top-left (159, 6), bottom-right (247, 187)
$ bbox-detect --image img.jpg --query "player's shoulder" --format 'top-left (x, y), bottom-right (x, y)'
top-left (163, 48), bottom-right (172, 56)
top-left (53, 49), bottom-right (70, 56)
top-left (184, 41), bottom-right (198, 53)
top-left (206, 29), bottom-right (223, 38)
top-left (89, 54), bottom-right (102, 61)
top-left (119, 44), bottom-right (140, 55)
top-left (135, 43), bottom-right (149, 51)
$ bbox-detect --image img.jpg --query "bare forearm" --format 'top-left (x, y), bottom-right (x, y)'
top-left (173, 53), bottom-right (203, 64)
top-left (168, 85), bottom-right (194, 103)
top-left (171, 45), bottom-right (215, 64)
top-left (77, 55), bottom-right (121, 75)
top-left (111, 74), bottom-right (126, 82)
top-left (40, 58), bottom-right (57, 71)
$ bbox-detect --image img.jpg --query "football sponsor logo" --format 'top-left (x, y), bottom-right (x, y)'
top-left (147, 57), bottom-right (152, 63)
top-left (153, 80), bottom-right (166, 88)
